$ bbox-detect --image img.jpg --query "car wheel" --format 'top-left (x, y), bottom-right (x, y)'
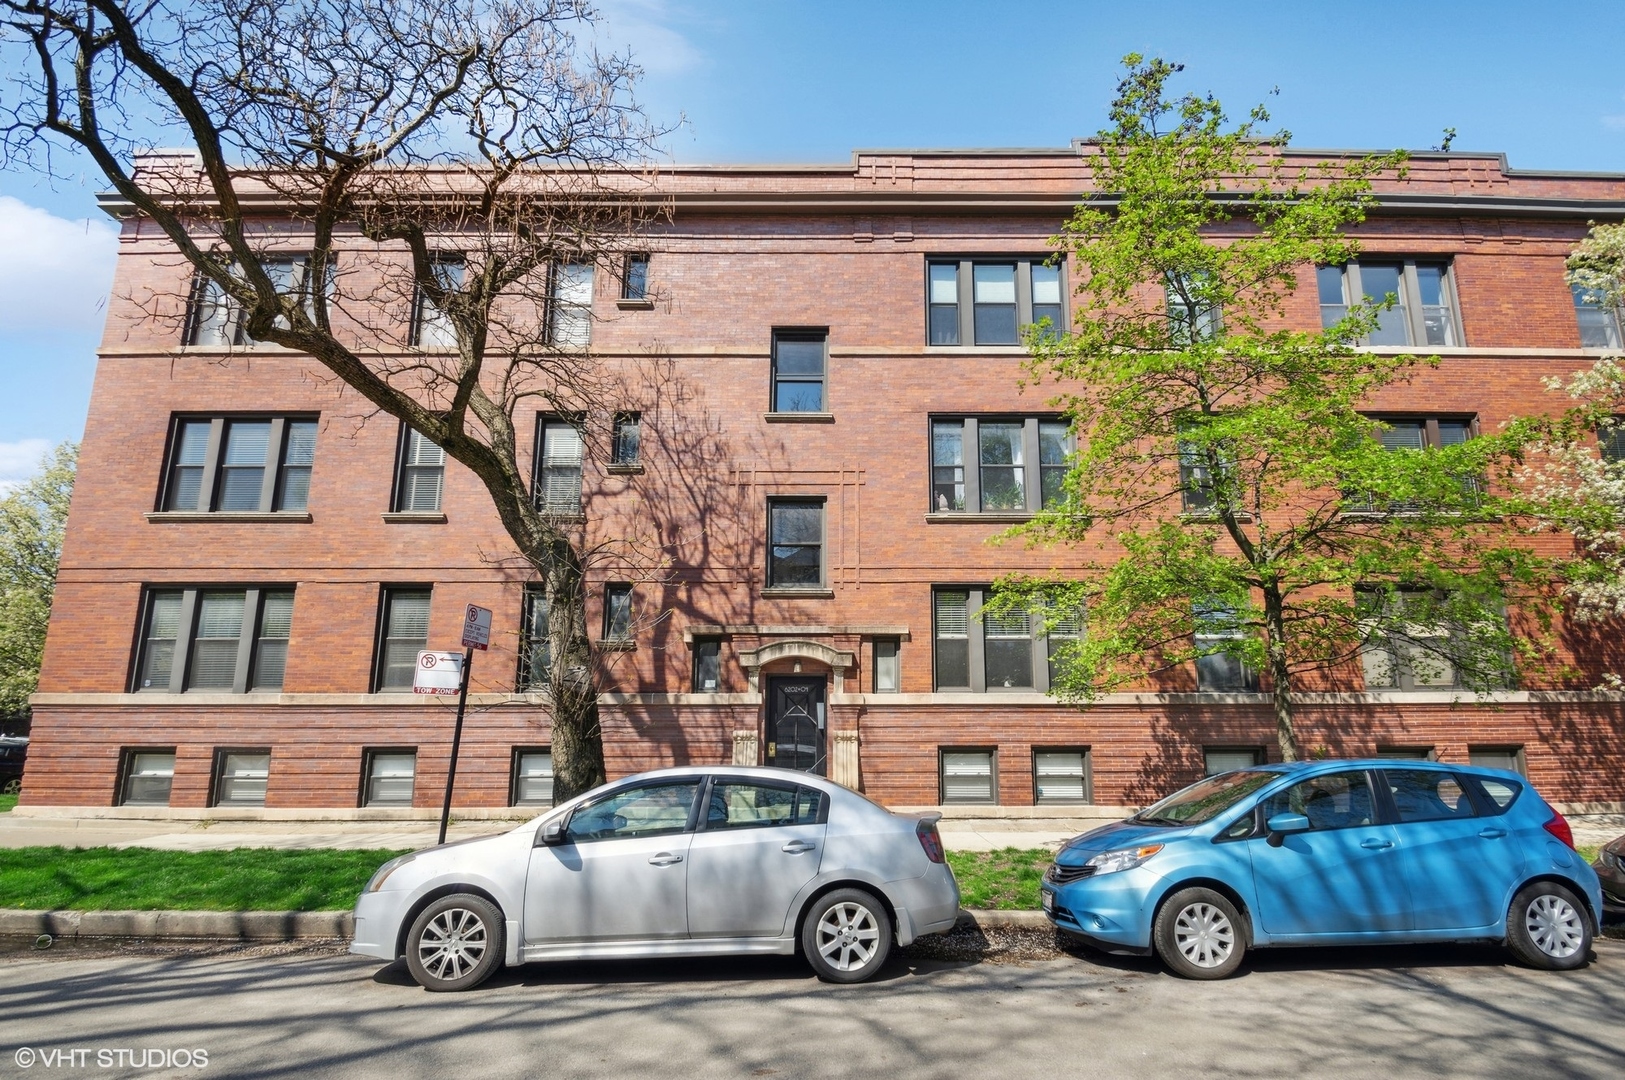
top-left (404, 893), bottom-right (505, 992)
top-left (2, 779), bottom-right (19, 795)
top-left (1153, 887), bottom-right (1246, 980)
top-left (1506, 881), bottom-right (1592, 971)
top-left (802, 888), bottom-right (892, 984)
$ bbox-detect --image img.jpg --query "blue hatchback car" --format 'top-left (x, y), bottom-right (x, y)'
top-left (1040, 759), bottom-right (1601, 979)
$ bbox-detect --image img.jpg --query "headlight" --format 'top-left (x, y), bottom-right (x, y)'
top-left (1084, 844), bottom-right (1164, 876)
top-left (366, 854), bottom-right (416, 892)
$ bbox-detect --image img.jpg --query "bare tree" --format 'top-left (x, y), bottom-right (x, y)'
top-left (0, 0), bottom-right (670, 800)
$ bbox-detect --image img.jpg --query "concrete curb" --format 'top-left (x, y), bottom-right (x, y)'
top-left (0, 909), bottom-right (353, 941)
top-left (955, 909), bottom-right (1051, 929)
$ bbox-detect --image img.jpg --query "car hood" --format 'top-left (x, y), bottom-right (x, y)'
top-left (1055, 818), bottom-right (1195, 865)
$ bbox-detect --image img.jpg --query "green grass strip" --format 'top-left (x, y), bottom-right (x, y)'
top-left (0, 847), bottom-right (411, 911)
top-left (946, 847), bottom-right (1053, 910)
top-left (0, 794), bottom-right (17, 814)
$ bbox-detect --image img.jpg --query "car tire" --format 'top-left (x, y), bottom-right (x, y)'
top-left (404, 893), bottom-right (505, 992)
top-left (1153, 887), bottom-right (1246, 980)
top-left (2, 779), bottom-right (19, 795)
top-left (1506, 881), bottom-right (1592, 971)
top-left (801, 888), bottom-right (892, 984)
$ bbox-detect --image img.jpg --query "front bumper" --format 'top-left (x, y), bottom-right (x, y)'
top-left (349, 888), bottom-right (412, 960)
top-left (1595, 857), bottom-right (1625, 921)
top-left (1040, 867), bottom-right (1159, 951)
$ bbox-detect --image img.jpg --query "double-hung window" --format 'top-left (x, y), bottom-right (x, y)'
top-left (1193, 600), bottom-right (1257, 692)
top-left (185, 256), bottom-right (331, 345)
top-left (622, 255), bottom-right (650, 302)
top-left (771, 330), bottom-right (827, 413)
top-left (1599, 420), bottom-right (1625, 464)
top-left (932, 587), bottom-right (1076, 692)
top-left (930, 417), bottom-right (1071, 514)
top-left (1317, 261), bottom-right (1460, 346)
top-left (375, 588), bottom-right (431, 692)
top-left (611, 413), bottom-right (642, 468)
top-left (518, 587), bottom-right (550, 690)
top-left (535, 418), bottom-right (584, 515)
top-left (161, 416), bottom-right (318, 514)
top-left (926, 259), bottom-right (1064, 346)
top-left (213, 751), bottom-right (271, 807)
top-left (1034, 749), bottom-right (1091, 804)
top-left (602, 583), bottom-right (634, 642)
top-left (1166, 271), bottom-right (1221, 344)
top-left (119, 750), bottom-right (176, 806)
top-left (549, 262), bottom-right (594, 347)
top-left (1177, 419), bottom-right (1233, 514)
top-left (766, 499), bottom-right (825, 589)
top-left (411, 258), bottom-right (465, 348)
top-left (134, 587), bottom-right (294, 693)
top-left (1346, 415), bottom-right (1477, 513)
top-left (393, 426), bottom-right (446, 512)
top-left (1573, 284), bottom-right (1623, 349)
top-left (1356, 585), bottom-right (1507, 692)
top-left (512, 749), bottom-right (555, 806)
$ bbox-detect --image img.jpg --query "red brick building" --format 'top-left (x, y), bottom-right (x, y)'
top-left (20, 147), bottom-right (1625, 815)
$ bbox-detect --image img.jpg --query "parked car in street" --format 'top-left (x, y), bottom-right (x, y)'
top-left (0, 736), bottom-right (27, 795)
top-left (1041, 759), bottom-right (1601, 980)
top-left (352, 765), bottom-right (960, 991)
top-left (1595, 833), bottom-right (1625, 922)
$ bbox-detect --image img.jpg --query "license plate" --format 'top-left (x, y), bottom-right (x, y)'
top-left (1041, 890), bottom-right (1054, 912)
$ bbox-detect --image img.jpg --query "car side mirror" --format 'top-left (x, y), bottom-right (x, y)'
top-left (1265, 812), bottom-right (1310, 847)
top-left (537, 819), bottom-right (568, 847)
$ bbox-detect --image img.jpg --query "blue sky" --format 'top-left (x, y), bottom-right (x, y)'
top-left (2, 0), bottom-right (1622, 484)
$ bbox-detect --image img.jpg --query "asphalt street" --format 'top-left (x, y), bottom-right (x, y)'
top-left (3, 936), bottom-right (1623, 1079)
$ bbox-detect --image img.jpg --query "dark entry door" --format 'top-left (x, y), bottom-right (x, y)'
top-left (766, 676), bottom-right (825, 774)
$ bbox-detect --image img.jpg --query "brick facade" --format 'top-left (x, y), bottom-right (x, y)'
top-left (23, 148), bottom-right (1625, 812)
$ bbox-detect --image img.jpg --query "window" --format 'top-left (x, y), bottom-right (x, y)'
top-left (1177, 419), bottom-right (1233, 514)
top-left (1204, 747), bottom-right (1265, 776)
top-left (872, 638), bottom-right (899, 693)
top-left (1376, 746), bottom-right (1435, 760)
top-left (940, 749), bottom-right (996, 804)
top-left (185, 256), bottom-right (331, 345)
top-left (1468, 746), bottom-right (1526, 776)
top-left (1166, 271), bottom-right (1221, 343)
top-left (1599, 421), bottom-right (1625, 464)
top-left (375, 588), bottom-right (431, 692)
top-left (932, 587), bottom-right (1074, 692)
top-left (1034, 749), bottom-right (1091, 804)
top-left (1357, 587), bottom-right (1502, 692)
top-left (1260, 770), bottom-right (1377, 830)
top-left (549, 262), bottom-right (594, 347)
top-left (119, 750), bottom-right (175, 806)
top-left (692, 638), bottom-right (721, 692)
top-left (602, 583), bottom-right (633, 642)
top-left (565, 780), bottom-right (700, 842)
top-left (926, 259), bottom-right (1065, 346)
top-left (162, 416), bottom-right (318, 514)
top-left (1317, 261), bottom-right (1459, 346)
top-left (511, 749), bottom-right (554, 806)
top-left (1383, 769), bottom-right (1477, 823)
top-left (704, 781), bottom-right (823, 830)
top-left (1345, 416), bottom-right (1478, 513)
top-left (622, 254), bottom-right (650, 301)
top-left (518, 588), bottom-right (550, 690)
top-left (1045, 607), bottom-right (1083, 686)
top-left (213, 750), bottom-right (270, 807)
top-left (411, 258), bottom-right (465, 348)
top-left (611, 413), bottom-right (642, 468)
top-left (363, 750), bottom-right (416, 807)
top-left (393, 426), bottom-right (446, 513)
top-left (1573, 283), bottom-right (1622, 349)
top-left (930, 418), bottom-right (1072, 514)
top-left (134, 587), bottom-right (294, 693)
top-left (767, 499), bottom-right (824, 589)
top-left (535, 418), bottom-right (584, 515)
top-left (771, 330), bottom-right (827, 413)
top-left (1194, 601), bottom-right (1257, 692)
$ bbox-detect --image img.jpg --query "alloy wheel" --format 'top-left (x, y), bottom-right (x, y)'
top-left (416, 906), bottom-right (489, 981)
top-left (815, 902), bottom-right (881, 972)
top-left (1524, 893), bottom-right (1584, 959)
top-left (1172, 901), bottom-right (1235, 969)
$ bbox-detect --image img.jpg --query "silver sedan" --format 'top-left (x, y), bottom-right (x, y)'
top-left (351, 765), bottom-right (961, 990)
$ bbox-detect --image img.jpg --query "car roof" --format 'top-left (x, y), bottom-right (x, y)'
top-left (603, 763), bottom-right (846, 793)
top-left (1241, 758), bottom-right (1513, 778)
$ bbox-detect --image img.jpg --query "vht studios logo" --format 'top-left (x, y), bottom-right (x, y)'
top-left (14, 1046), bottom-right (209, 1069)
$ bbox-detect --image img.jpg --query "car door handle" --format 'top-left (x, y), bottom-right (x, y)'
top-left (647, 853), bottom-right (684, 867)
top-left (1478, 827), bottom-right (1508, 840)
top-left (1360, 838), bottom-right (1394, 850)
top-left (782, 840), bottom-right (817, 854)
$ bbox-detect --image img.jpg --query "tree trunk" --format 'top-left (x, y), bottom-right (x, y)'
top-left (544, 538), bottom-right (607, 803)
top-left (1262, 584), bottom-right (1298, 762)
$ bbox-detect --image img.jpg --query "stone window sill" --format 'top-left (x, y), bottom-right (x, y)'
top-left (381, 512), bottom-right (447, 524)
top-left (616, 298), bottom-right (655, 310)
top-left (539, 513), bottom-right (588, 524)
top-left (145, 511), bottom-right (312, 523)
top-left (606, 463), bottom-right (644, 475)
top-left (764, 412), bottom-right (834, 423)
top-left (596, 639), bottom-right (637, 652)
top-left (762, 587), bottom-right (836, 599)
top-left (924, 511), bottom-right (1034, 524)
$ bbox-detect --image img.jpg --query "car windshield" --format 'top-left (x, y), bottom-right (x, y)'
top-left (1134, 770), bottom-right (1280, 826)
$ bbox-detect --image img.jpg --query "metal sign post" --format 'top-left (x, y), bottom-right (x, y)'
top-left (437, 604), bottom-right (493, 846)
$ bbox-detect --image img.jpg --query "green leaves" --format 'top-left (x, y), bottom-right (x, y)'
top-left (0, 443), bottom-right (76, 718)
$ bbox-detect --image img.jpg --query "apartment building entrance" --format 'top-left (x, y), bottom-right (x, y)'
top-left (766, 676), bottom-right (825, 775)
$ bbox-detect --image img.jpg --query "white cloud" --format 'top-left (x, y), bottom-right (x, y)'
top-left (594, 0), bottom-right (705, 77)
top-left (0, 195), bottom-right (118, 336)
top-left (0, 438), bottom-right (52, 495)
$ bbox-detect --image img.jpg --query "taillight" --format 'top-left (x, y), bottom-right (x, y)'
top-left (917, 821), bottom-right (945, 864)
top-left (1543, 811), bottom-right (1575, 850)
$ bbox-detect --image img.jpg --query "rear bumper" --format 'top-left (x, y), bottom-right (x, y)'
top-left (889, 864), bottom-right (961, 945)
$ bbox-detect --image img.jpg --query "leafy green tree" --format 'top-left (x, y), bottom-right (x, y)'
top-left (0, 443), bottom-right (76, 720)
top-left (1001, 57), bottom-right (1554, 761)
